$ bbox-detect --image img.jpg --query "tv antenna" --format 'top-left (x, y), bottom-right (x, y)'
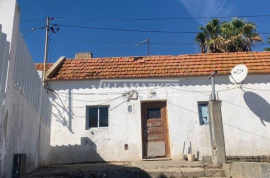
top-left (135, 38), bottom-right (150, 56)
top-left (229, 64), bottom-right (248, 84)
top-left (229, 64), bottom-right (248, 92)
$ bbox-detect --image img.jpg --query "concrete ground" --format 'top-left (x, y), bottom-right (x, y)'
top-left (26, 161), bottom-right (227, 178)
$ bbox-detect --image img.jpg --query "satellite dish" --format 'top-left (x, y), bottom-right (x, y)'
top-left (229, 64), bottom-right (248, 84)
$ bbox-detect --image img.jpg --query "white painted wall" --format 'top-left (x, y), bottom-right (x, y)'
top-left (0, 1), bottom-right (52, 177)
top-left (0, 0), bottom-right (18, 43)
top-left (49, 74), bottom-right (270, 164)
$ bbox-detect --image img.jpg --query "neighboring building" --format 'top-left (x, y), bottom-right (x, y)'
top-left (36, 52), bottom-right (270, 164)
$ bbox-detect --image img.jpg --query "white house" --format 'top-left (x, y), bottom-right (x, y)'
top-left (36, 52), bottom-right (270, 164)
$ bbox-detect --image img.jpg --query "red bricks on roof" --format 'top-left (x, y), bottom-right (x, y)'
top-left (35, 52), bottom-right (270, 80)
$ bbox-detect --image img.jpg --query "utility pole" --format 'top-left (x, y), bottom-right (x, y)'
top-left (43, 16), bottom-right (50, 84)
top-left (208, 71), bottom-right (218, 100)
top-left (207, 70), bottom-right (226, 165)
top-left (135, 38), bottom-right (150, 56)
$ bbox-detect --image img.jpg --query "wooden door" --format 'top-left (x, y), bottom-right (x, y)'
top-left (141, 101), bottom-right (169, 158)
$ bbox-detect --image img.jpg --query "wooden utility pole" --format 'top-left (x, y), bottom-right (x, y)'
top-left (43, 16), bottom-right (50, 84)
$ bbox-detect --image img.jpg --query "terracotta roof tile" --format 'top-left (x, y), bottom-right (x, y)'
top-left (35, 52), bottom-right (270, 80)
top-left (35, 63), bottom-right (53, 71)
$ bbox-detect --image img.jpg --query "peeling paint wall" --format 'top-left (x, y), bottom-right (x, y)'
top-left (49, 75), bottom-right (270, 164)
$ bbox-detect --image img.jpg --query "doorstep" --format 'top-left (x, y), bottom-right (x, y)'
top-left (142, 158), bottom-right (171, 161)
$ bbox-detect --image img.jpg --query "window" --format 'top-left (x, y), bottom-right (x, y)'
top-left (86, 106), bottom-right (109, 129)
top-left (198, 102), bottom-right (209, 125)
top-left (147, 107), bottom-right (161, 119)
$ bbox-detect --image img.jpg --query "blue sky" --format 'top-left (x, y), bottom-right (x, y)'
top-left (18, 0), bottom-right (270, 63)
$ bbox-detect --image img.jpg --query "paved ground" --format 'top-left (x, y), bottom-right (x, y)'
top-left (26, 161), bottom-right (227, 178)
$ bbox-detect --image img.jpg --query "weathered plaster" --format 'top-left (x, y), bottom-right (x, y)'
top-left (49, 75), bottom-right (270, 164)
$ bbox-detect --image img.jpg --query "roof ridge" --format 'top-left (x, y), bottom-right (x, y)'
top-left (63, 51), bottom-right (270, 60)
top-left (34, 51), bottom-right (270, 80)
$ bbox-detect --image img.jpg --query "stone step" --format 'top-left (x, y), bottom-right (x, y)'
top-left (142, 168), bottom-right (226, 178)
top-left (131, 160), bottom-right (209, 168)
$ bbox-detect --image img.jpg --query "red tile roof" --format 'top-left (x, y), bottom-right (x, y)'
top-left (35, 63), bottom-right (53, 71)
top-left (36, 52), bottom-right (270, 80)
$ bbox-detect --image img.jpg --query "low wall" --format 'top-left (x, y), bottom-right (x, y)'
top-left (225, 162), bottom-right (270, 178)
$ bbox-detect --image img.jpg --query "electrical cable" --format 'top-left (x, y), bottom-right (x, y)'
top-left (53, 86), bottom-right (163, 95)
top-left (168, 86), bottom-right (239, 93)
top-left (53, 85), bottom-right (240, 97)
top-left (55, 92), bottom-right (124, 103)
top-left (21, 14), bottom-right (270, 22)
top-left (52, 24), bottom-right (270, 35)
top-left (23, 21), bottom-right (45, 37)
top-left (242, 87), bottom-right (270, 92)
top-left (52, 39), bottom-right (195, 46)
top-left (57, 24), bottom-right (198, 34)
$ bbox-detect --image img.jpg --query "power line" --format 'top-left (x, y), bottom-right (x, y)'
top-left (51, 38), bottom-right (270, 46)
top-left (21, 19), bottom-right (46, 22)
top-left (52, 39), bottom-right (195, 46)
top-left (55, 24), bottom-right (270, 35)
top-left (57, 24), bottom-right (198, 34)
top-left (21, 14), bottom-right (270, 22)
top-left (23, 21), bottom-right (45, 37)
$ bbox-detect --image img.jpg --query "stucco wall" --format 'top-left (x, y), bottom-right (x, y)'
top-left (38, 119), bottom-right (51, 166)
top-left (49, 74), bottom-right (270, 164)
top-left (1, 71), bottom-right (51, 177)
top-left (0, 1), bottom-right (51, 177)
top-left (0, 0), bottom-right (18, 43)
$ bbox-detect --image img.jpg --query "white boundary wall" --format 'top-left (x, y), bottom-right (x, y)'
top-left (0, 1), bottom-right (52, 177)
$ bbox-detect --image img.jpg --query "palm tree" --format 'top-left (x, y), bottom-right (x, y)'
top-left (196, 19), bottom-right (221, 53)
top-left (220, 18), bottom-right (262, 52)
top-left (196, 18), bottom-right (262, 53)
top-left (195, 31), bottom-right (206, 53)
top-left (264, 37), bottom-right (270, 51)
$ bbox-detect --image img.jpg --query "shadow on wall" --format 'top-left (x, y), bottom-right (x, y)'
top-left (244, 91), bottom-right (270, 126)
top-left (50, 137), bottom-right (103, 164)
top-left (48, 137), bottom-right (168, 178)
top-left (51, 89), bottom-right (74, 134)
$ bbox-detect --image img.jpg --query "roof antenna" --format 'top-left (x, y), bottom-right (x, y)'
top-left (135, 38), bottom-right (150, 56)
top-left (229, 64), bottom-right (248, 92)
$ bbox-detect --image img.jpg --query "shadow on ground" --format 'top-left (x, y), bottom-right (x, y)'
top-left (27, 137), bottom-right (169, 178)
top-left (25, 163), bottom-right (169, 178)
